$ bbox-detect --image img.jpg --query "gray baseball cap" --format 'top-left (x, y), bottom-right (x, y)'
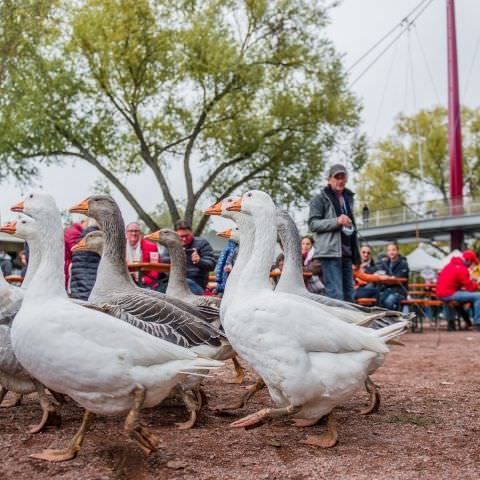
top-left (328, 164), bottom-right (347, 178)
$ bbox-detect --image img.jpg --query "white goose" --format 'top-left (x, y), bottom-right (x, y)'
top-left (222, 191), bottom-right (407, 447)
top-left (0, 226), bottom-right (62, 431)
top-left (205, 199), bottom-right (270, 410)
top-left (5, 192), bottom-right (222, 461)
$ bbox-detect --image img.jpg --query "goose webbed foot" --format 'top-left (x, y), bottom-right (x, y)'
top-left (29, 382), bottom-right (62, 433)
top-left (124, 388), bottom-right (159, 455)
top-left (213, 377), bottom-right (265, 412)
top-left (231, 404), bottom-right (301, 429)
top-left (359, 377), bottom-right (381, 415)
top-left (128, 424), bottom-right (160, 455)
top-left (175, 387), bottom-right (204, 430)
top-left (226, 356), bottom-right (245, 384)
top-left (302, 412), bottom-right (338, 448)
top-left (0, 391), bottom-right (23, 408)
top-left (30, 410), bottom-right (93, 462)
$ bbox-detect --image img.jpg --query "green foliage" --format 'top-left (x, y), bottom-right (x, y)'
top-left (358, 106), bottom-right (480, 212)
top-left (0, 0), bottom-right (361, 233)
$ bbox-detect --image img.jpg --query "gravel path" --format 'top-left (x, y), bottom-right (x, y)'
top-left (1, 328), bottom-right (479, 479)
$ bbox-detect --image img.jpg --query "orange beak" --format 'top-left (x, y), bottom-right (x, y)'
top-left (144, 231), bottom-right (159, 242)
top-left (0, 221), bottom-right (17, 235)
top-left (10, 201), bottom-right (24, 213)
top-left (226, 199), bottom-right (242, 212)
top-left (71, 238), bottom-right (87, 252)
top-left (204, 202), bottom-right (223, 216)
top-left (69, 199), bottom-right (89, 214)
top-left (217, 228), bottom-right (232, 239)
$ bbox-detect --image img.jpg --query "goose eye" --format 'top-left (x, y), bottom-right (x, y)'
top-left (247, 193), bottom-right (252, 197)
top-left (21, 220), bottom-right (26, 224)
top-left (29, 194), bottom-right (33, 199)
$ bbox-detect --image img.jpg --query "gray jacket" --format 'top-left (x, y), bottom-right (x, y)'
top-left (308, 187), bottom-right (359, 261)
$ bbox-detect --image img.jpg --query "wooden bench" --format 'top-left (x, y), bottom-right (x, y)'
top-left (355, 297), bottom-right (377, 306)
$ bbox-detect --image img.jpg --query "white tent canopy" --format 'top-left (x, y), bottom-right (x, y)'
top-left (438, 249), bottom-right (462, 268)
top-left (406, 246), bottom-right (444, 271)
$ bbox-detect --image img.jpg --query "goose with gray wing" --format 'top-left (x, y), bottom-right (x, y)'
top-left (69, 195), bottom-right (230, 428)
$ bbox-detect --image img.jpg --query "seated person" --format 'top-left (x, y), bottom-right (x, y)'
top-left (353, 244), bottom-right (380, 303)
top-left (164, 220), bottom-right (216, 295)
top-left (375, 241), bottom-right (409, 311)
top-left (301, 235), bottom-right (324, 294)
top-left (125, 222), bottom-right (166, 292)
top-left (436, 250), bottom-right (480, 331)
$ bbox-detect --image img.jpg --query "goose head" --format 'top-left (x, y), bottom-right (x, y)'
top-left (69, 195), bottom-right (121, 228)
top-left (216, 227), bottom-right (240, 243)
top-left (0, 217), bottom-right (40, 243)
top-left (144, 228), bottom-right (180, 248)
top-left (72, 231), bottom-right (104, 256)
top-left (11, 191), bottom-right (59, 221)
top-left (205, 197), bottom-right (240, 221)
top-left (226, 190), bottom-right (276, 217)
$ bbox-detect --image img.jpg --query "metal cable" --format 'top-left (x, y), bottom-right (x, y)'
top-left (349, 0), bottom-right (436, 88)
top-left (346, 0), bottom-right (431, 74)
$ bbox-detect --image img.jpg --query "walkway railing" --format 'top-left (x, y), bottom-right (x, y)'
top-left (358, 196), bottom-right (480, 229)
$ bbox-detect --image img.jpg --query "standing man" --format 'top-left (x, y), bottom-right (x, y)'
top-left (125, 222), bottom-right (164, 291)
top-left (308, 164), bottom-right (360, 302)
top-left (168, 219), bottom-right (216, 295)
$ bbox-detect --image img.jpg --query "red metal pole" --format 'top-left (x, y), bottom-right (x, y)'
top-left (447, 0), bottom-right (464, 249)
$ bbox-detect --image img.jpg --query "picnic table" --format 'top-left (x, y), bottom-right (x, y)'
top-left (127, 262), bottom-right (171, 273)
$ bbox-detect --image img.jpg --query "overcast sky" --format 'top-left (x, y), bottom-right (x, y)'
top-left (2, 0), bottom-right (479, 229)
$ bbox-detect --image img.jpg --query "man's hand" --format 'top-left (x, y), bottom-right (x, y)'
top-left (224, 265), bottom-right (232, 273)
top-left (337, 214), bottom-right (352, 227)
top-left (191, 248), bottom-right (200, 265)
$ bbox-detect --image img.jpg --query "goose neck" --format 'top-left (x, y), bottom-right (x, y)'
top-left (221, 215), bottom-right (253, 311)
top-left (95, 214), bottom-right (135, 291)
top-left (238, 207), bottom-right (276, 293)
top-left (25, 220), bottom-right (67, 300)
top-left (21, 241), bottom-right (40, 289)
top-left (276, 220), bottom-right (305, 292)
top-left (164, 242), bottom-right (191, 298)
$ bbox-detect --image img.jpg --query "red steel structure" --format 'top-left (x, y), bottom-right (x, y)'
top-left (446, 0), bottom-right (464, 249)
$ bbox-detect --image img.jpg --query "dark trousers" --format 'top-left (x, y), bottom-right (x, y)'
top-left (321, 257), bottom-right (354, 302)
top-left (379, 288), bottom-right (405, 311)
top-left (354, 284), bottom-right (379, 303)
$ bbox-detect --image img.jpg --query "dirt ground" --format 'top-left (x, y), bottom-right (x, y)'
top-left (1, 328), bottom-right (479, 480)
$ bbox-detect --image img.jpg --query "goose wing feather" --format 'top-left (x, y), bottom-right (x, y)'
top-left (108, 292), bottom-right (224, 348)
top-left (78, 300), bottom-right (190, 347)
top-left (232, 292), bottom-right (389, 355)
top-left (0, 286), bottom-right (23, 325)
top-left (136, 287), bottom-right (217, 322)
top-left (0, 325), bottom-right (27, 376)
